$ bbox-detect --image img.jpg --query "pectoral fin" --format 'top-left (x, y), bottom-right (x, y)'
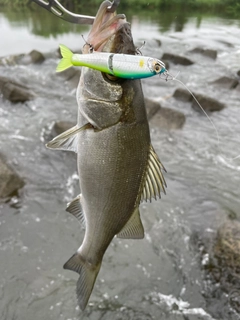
top-left (141, 145), bottom-right (167, 203)
top-left (66, 194), bottom-right (86, 228)
top-left (117, 207), bottom-right (144, 239)
top-left (46, 123), bottom-right (92, 152)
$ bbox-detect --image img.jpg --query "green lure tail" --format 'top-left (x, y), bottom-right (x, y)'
top-left (56, 44), bottom-right (74, 72)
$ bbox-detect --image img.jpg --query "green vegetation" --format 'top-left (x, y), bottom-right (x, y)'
top-left (0, 0), bottom-right (239, 18)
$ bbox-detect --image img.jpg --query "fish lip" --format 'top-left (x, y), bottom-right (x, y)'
top-left (85, 0), bottom-right (127, 53)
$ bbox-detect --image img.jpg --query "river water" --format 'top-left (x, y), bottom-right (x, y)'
top-left (0, 3), bottom-right (240, 320)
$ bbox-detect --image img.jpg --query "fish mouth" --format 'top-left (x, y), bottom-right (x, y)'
top-left (85, 0), bottom-right (130, 53)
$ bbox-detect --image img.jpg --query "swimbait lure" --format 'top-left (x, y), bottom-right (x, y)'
top-left (56, 44), bottom-right (167, 79)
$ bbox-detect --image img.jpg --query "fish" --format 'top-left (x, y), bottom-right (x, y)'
top-left (47, 0), bottom-right (166, 310)
top-left (56, 44), bottom-right (167, 79)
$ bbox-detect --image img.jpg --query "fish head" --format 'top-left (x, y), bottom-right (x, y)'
top-left (78, 1), bottom-right (140, 129)
top-left (84, 0), bottom-right (135, 55)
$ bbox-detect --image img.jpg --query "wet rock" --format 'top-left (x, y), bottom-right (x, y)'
top-left (0, 155), bottom-right (24, 199)
top-left (189, 47), bottom-right (217, 59)
top-left (29, 50), bottom-right (45, 64)
top-left (0, 76), bottom-right (34, 102)
top-left (0, 50), bottom-right (45, 66)
top-left (211, 76), bottom-right (239, 89)
top-left (161, 53), bottom-right (194, 66)
top-left (52, 121), bottom-right (75, 136)
top-left (214, 220), bottom-right (240, 270)
top-left (192, 93), bottom-right (225, 112)
top-left (56, 68), bottom-right (81, 88)
top-left (145, 98), bottom-right (161, 120)
top-left (173, 88), bottom-right (192, 102)
top-left (150, 107), bottom-right (186, 129)
top-left (235, 84), bottom-right (240, 92)
top-left (153, 38), bottom-right (161, 46)
top-left (173, 88), bottom-right (225, 112)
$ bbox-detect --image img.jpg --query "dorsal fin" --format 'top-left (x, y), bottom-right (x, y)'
top-left (46, 123), bottom-right (92, 153)
top-left (141, 145), bottom-right (167, 203)
top-left (66, 194), bottom-right (86, 228)
top-left (117, 207), bottom-right (144, 239)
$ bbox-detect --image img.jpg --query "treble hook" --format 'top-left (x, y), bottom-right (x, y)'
top-left (31, 0), bottom-right (121, 24)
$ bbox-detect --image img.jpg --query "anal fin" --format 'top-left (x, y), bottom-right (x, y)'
top-left (117, 207), bottom-right (144, 239)
top-left (66, 194), bottom-right (85, 228)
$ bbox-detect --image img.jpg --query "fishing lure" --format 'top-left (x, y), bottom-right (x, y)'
top-left (56, 44), bottom-right (167, 79)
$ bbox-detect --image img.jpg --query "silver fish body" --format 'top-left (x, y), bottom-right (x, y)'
top-left (47, 0), bottom-right (166, 310)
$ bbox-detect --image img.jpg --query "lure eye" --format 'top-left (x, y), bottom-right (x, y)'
top-left (154, 63), bottom-right (162, 73)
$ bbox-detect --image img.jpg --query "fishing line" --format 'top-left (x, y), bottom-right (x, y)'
top-left (163, 71), bottom-right (240, 162)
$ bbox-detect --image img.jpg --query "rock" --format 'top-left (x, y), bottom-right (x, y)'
top-left (192, 93), bottom-right (225, 112)
top-left (52, 121), bottom-right (75, 136)
top-left (211, 76), bottom-right (239, 89)
top-left (0, 50), bottom-right (45, 66)
top-left (153, 39), bottom-right (161, 46)
top-left (173, 88), bottom-right (225, 112)
top-left (161, 53), bottom-right (193, 66)
top-left (145, 98), bottom-right (161, 120)
top-left (214, 220), bottom-right (240, 270)
top-left (189, 47), bottom-right (217, 60)
top-left (56, 68), bottom-right (81, 88)
top-left (237, 70), bottom-right (240, 78)
top-left (173, 88), bottom-right (192, 102)
top-left (150, 107), bottom-right (186, 130)
top-left (235, 84), bottom-right (240, 92)
top-left (0, 76), bottom-right (34, 103)
top-left (29, 50), bottom-right (45, 64)
top-left (0, 154), bottom-right (24, 199)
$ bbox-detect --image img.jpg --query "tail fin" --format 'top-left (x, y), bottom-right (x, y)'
top-left (56, 44), bottom-right (74, 72)
top-left (64, 253), bottom-right (101, 310)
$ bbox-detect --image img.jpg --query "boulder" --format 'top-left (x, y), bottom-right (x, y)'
top-left (0, 50), bottom-right (45, 66)
top-left (189, 47), bottom-right (217, 60)
top-left (173, 88), bottom-right (225, 112)
top-left (56, 68), bottom-right (81, 88)
top-left (192, 93), bottom-right (225, 112)
top-left (52, 121), bottom-right (75, 136)
top-left (214, 220), bottom-right (240, 270)
top-left (161, 53), bottom-right (194, 66)
top-left (211, 76), bottom-right (239, 89)
top-left (0, 155), bottom-right (24, 199)
top-left (237, 70), bottom-right (240, 77)
top-left (145, 98), bottom-right (161, 120)
top-left (150, 107), bottom-right (186, 130)
top-left (29, 50), bottom-right (45, 64)
top-left (0, 76), bottom-right (34, 103)
top-left (173, 88), bottom-right (192, 102)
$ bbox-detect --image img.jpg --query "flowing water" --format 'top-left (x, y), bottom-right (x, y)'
top-left (0, 4), bottom-right (240, 320)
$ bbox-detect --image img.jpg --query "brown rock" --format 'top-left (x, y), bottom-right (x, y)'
top-left (150, 107), bottom-right (185, 130)
top-left (144, 98), bottom-right (161, 120)
top-left (173, 88), bottom-right (192, 102)
top-left (192, 93), bottom-right (225, 112)
top-left (161, 53), bottom-right (194, 66)
top-left (211, 76), bottom-right (239, 89)
top-left (0, 76), bottom-right (34, 103)
top-left (29, 50), bottom-right (45, 64)
top-left (52, 121), bottom-right (75, 136)
top-left (189, 47), bottom-right (217, 60)
top-left (0, 155), bottom-right (24, 199)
